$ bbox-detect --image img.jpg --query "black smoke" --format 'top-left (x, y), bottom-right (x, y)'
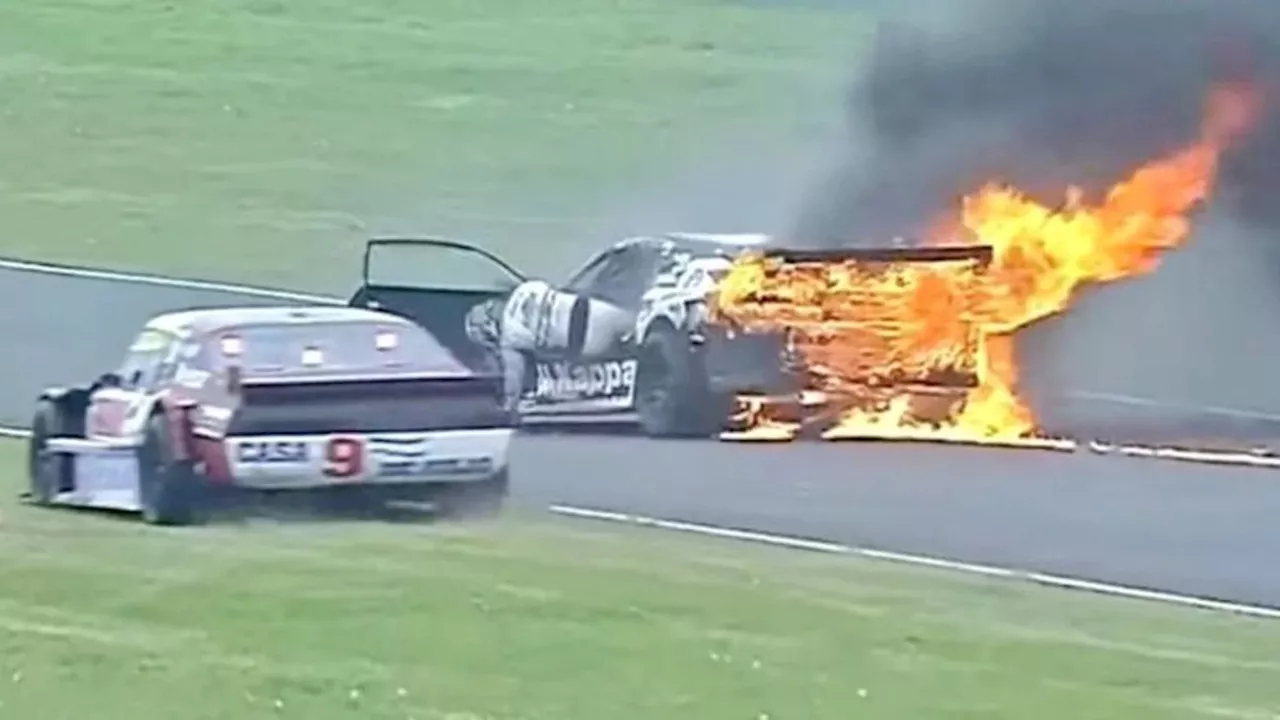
top-left (792, 0), bottom-right (1280, 438)
top-left (794, 0), bottom-right (1280, 244)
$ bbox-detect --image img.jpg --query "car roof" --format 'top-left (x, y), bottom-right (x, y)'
top-left (614, 232), bottom-right (773, 259)
top-left (661, 232), bottom-right (772, 247)
top-left (145, 305), bottom-right (414, 337)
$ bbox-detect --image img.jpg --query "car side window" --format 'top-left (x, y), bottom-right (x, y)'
top-left (117, 329), bottom-right (178, 392)
top-left (678, 266), bottom-right (706, 291)
top-left (152, 339), bottom-right (188, 388)
top-left (564, 246), bottom-right (660, 309)
top-left (562, 251), bottom-right (617, 296)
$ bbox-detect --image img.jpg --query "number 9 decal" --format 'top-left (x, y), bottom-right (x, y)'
top-left (323, 436), bottom-right (365, 479)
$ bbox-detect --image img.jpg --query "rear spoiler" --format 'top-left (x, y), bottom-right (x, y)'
top-left (759, 245), bottom-right (993, 265)
top-left (226, 373), bottom-right (511, 435)
top-left (362, 236), bottom-right (526, 289)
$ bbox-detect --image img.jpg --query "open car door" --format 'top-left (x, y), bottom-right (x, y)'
top-left (348, 237), bottom-right (525, 371)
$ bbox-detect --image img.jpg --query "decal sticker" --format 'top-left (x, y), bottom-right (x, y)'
top-left (368, 435), bottom-right (428, 478)
top-left (322, 436), bottom-right (366, 479)
top-left (367, 435), bottom-right (491, 479)
top-left (506, 283), bottom-right (546, 335)
top-left (533, 359), bottom-right (637, 403)
top-left (234, 440), bottom-right (309, 464)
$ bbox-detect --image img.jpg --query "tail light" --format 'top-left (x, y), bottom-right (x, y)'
top-left (220, 334), bottom-right (244, 357)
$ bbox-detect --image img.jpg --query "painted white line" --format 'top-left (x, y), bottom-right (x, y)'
top-left (549, 504), bottom-right (850, 553)
top-left (549, 504), bottom-right (1280, 620)
top-left (856, 547), bottom-right (1017, 578)
top-left (0, 257), bottom-right (342, 305)
top-left (0, 427), bottom-right (31, 439)
top-left (1087, 440), bottom-right (1280, 468)
top-left (1022, 573), bottom-right (1280, 616)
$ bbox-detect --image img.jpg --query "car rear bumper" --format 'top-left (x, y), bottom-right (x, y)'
top-left (229, 427), bottom-right (513, 489)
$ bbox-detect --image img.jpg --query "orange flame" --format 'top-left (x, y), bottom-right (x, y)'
top-left (713, 83), bottom-right (1260, 443)
top-left (951, 82), bottom-right (1260, 439)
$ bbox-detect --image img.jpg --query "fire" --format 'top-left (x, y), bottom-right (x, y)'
top-left (713, 83), bottom-right (1260, 444)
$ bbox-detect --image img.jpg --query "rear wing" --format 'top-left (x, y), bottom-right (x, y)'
top-left (713, 243), bottom-right (994, 389)
top-left (360, 236), bottom-right (525, 291)
top-left (760, 244), bottom-right (993, 265)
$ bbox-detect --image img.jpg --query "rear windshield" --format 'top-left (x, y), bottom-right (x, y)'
top-left (210, 321), bottom-right (466, 377)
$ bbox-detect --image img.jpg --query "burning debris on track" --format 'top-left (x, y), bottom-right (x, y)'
top-left (711, 83), bottom-right (1261, 446)
top-left (755, 0), bottom-right (1280, 453)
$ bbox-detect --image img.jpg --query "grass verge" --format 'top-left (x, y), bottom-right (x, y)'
top-left (0, 439), bottom-right (1278, 719)
top-left (0, 0), bottom-right (860, 289)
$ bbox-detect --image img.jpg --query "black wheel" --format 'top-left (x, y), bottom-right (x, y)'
top-left (27, 401), bottom-right (69, 504)
top-left (137, 414), bottom-right (204, 526)
top-left (434, 468), bottom-right (509, 520)
top-left (635, 327), bottom-right (724, 437)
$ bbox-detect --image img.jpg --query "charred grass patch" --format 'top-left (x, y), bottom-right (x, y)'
top-left (0, 441), bottom-right (1277, 719)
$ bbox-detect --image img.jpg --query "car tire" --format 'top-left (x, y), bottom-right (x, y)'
top-left (635, 326), bottom-right (725, 438)
top-left (434, 468), bottom-right (509, 520)
top-left (27, 400), bottom-right (71, 504)
top-left (137, 413), bottom-right (204, 526)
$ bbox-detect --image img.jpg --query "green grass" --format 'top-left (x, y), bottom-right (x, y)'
top-left (0, 0), bottom-right (859, 290)
top-left (6, 5), bottom-right (1280, 718)
top-left (2, 439), bottom-right (1279, 719)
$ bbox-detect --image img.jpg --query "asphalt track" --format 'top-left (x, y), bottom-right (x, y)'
top-left (4, 265), bottom-right (1280, 608)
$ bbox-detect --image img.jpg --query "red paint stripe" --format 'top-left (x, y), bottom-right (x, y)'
top-left (195, 436), bottom-right (233, 482)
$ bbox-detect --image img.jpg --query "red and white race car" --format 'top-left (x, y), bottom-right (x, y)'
top-left (27, 305), bottom-right (513, 525)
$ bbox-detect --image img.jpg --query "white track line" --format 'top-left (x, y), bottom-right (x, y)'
top-left (1088, 441), bottom-right (1280, 468)
top-left (0, 257), bottom-right (341, 305)
top-left (549, 504), bottom-right (1280, 620)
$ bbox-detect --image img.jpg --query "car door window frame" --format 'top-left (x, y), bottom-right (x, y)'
top-left (563, 245), bottom-right (659, 310)
top-left (116, 328), bottom-right (181, 393)
top-left (562, 249), bottom-right (619, 297)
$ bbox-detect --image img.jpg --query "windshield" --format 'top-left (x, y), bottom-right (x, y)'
top-left (211, 321), bottom-right (467, 377)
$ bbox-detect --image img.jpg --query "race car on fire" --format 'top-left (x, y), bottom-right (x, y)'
top-left (26, 306), bottom-right (514, 525)
top-left (350, 83), bottom-right (1260, 447)
top-left (348, 234), bottom-right (996, 438)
